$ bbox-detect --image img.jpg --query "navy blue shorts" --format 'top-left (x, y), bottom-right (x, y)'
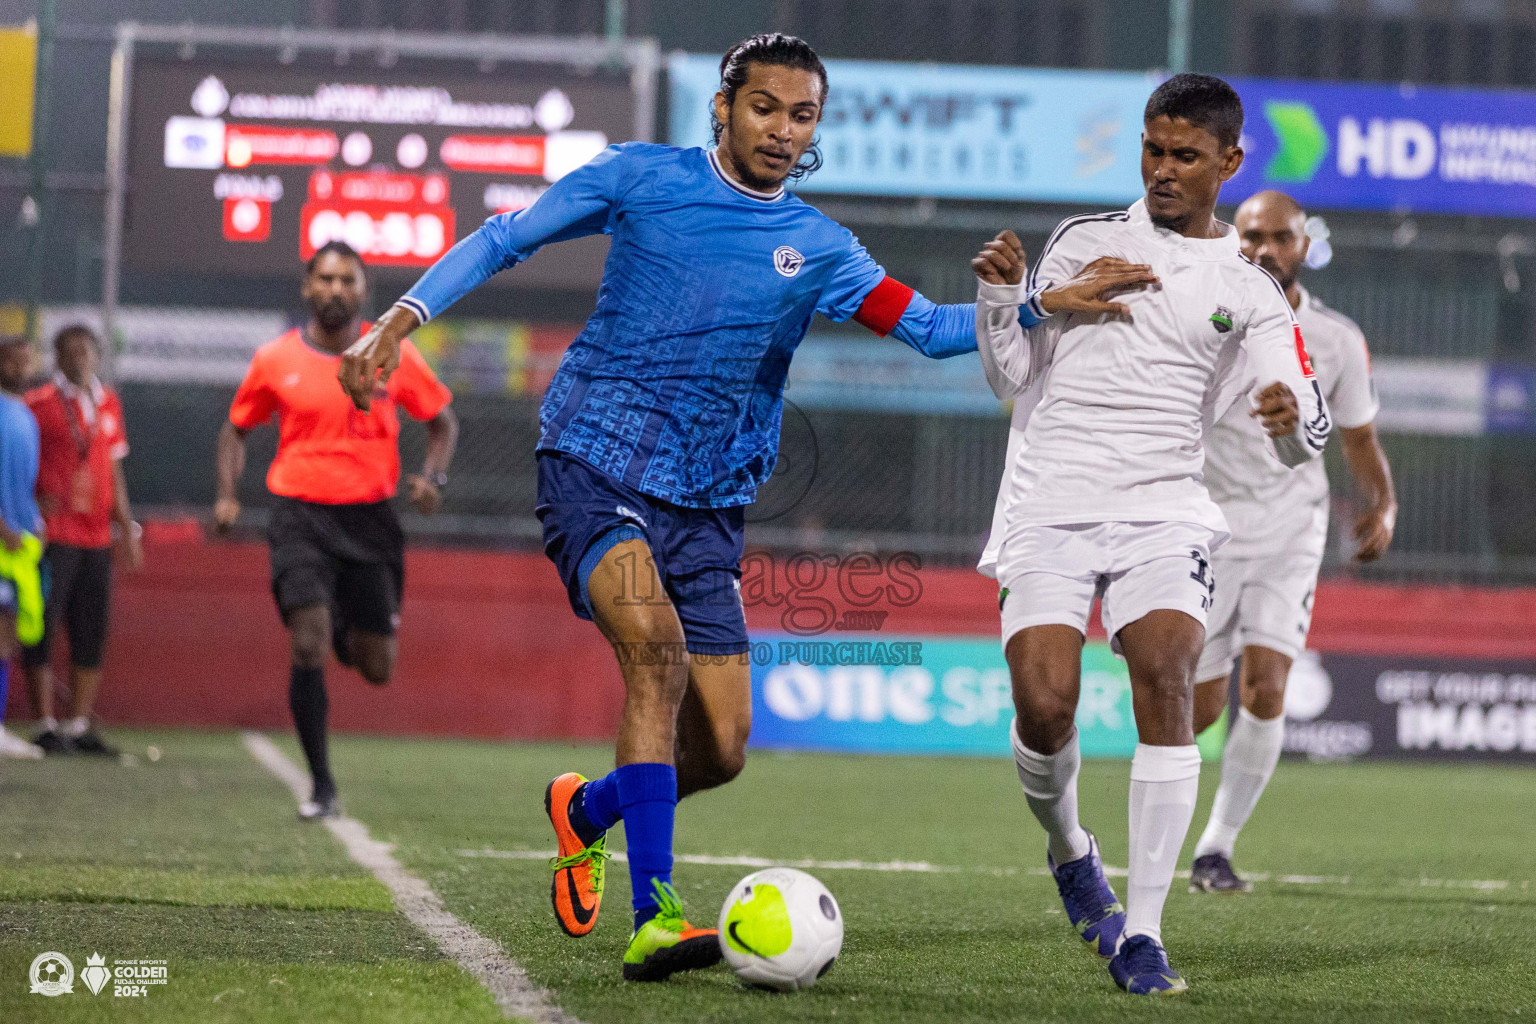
top-left (535, 452), bottom-right (748, 657)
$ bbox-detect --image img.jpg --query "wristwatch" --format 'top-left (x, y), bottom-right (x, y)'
top-left (429, 471), bottom-right (449, 489)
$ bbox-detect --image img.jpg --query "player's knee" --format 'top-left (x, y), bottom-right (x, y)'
top-left (1245, 677), bottom-right (1286, 720)
top-left (710, 744), bottom-right (747, 786)
top-left (1011, 684), bottom-right (1077, 752)
top-left (289, 626), bottom-right (327, 668)
top-left (1138, 647), bottom-right (1198, 697)
top-left (357, 655), bottom-right (393, 686)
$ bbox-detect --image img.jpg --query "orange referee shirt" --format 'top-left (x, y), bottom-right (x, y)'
top-left (230, 328), bottom-right (452, 506)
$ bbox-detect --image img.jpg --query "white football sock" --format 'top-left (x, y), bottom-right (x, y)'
top-left (40, 716), bottom-right (58, 732)
top-left (64, 716), bottom-right (90, 738)
top-left (1123, 743), bottom-right (1201, 946)
top-left (1195, 706), bottom-right (1285, 859)
top-left (1012, 721), bottom-right (1092, 865)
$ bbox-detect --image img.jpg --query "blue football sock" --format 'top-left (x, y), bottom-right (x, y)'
top-left (615, 762), bottom-right (677, 929)
top-left (582, 772), bottom-right (623, 833)
top-left (0, 660), bottom-right (9, 725)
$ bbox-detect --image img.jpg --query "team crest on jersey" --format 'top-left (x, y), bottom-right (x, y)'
top-left (773, 246), bottom-right (805, 278)
top-left (1209, 305), bottom-right (1234, 333)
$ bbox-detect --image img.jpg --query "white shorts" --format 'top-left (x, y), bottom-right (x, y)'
top-left (1195, 548), bottom-right (1320, 681)
top-left (996, 521), bottom-right (1219, 653)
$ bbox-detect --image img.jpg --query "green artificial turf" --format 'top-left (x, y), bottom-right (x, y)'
top-left (3, 728), bottom-right (1532, 1023)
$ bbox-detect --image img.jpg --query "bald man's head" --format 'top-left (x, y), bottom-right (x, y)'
top-left (1235, 190), bottom-right (1309, 293)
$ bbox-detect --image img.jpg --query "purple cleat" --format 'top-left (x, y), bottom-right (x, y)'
top-left (1047, 831), bottom-right (1125, 959)
top-left (1108, 934), bottom-right (1188, 995)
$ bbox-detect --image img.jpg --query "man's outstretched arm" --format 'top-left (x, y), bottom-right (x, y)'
top-left (340, 144), bottom-right (631, 409)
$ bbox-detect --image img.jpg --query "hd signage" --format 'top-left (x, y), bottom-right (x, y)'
top-left (1227, 77), bottom-right (1536, 219)
top-left (126, 58), bottom-right (637, 287)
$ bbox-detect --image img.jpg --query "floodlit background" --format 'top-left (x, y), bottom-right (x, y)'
top-left (0, 3), bottom-right (1533, 1022)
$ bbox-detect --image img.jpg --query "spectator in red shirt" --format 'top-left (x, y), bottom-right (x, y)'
top-left (22, 324), bottom-right (144, 756)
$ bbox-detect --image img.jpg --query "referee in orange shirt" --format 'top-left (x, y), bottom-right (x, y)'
top-left (214, 242), bottom-right (458, 818)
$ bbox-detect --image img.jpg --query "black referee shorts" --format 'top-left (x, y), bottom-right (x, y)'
top-left (267, 497), bottom-right (405, 637)
top-left (22, 544), bottom-right (114, 670)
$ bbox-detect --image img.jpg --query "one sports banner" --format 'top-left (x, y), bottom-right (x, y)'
top-left (746, 632), bottom-right (1144, 758)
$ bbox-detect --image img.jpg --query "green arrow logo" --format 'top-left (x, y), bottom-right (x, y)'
top-left (1263, 101), bottom-right (1329, 183)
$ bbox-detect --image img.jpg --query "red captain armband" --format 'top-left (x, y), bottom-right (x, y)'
top-left (1293, 323), bottom-right (1317, 379)
top-left (852, 275), bottom-right (916, 337)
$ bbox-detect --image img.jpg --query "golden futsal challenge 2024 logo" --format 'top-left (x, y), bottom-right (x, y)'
top-left (29, 950), bottom-right (169, 998)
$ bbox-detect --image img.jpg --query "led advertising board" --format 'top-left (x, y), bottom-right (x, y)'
top-left (670, 55), bottom-right (1536, 218)
top-left (669, 53), bottom-right (1157, 204)
top-left (125, 57), bottom-right (638, 289)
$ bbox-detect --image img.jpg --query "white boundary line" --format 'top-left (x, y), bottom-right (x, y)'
top-left (241, 732), bottom-right (585, 1024)
top-left (455, 847), bottom-right (1529, 892)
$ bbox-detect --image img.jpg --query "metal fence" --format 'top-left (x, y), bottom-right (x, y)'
top-left (115, 374), bottom-right (1536, 585)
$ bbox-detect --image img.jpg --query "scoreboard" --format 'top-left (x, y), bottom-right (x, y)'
top-left (124, 56), bottom-right (637, 290)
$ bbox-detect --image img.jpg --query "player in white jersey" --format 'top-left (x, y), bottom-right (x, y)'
top-left (1187, 191), bottom-right (1395, 894)
top-left (971, 74), bottom-right (1331, 996)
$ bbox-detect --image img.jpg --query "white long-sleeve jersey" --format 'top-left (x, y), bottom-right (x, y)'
top-left (978, 199), bottom-right (1331, 578)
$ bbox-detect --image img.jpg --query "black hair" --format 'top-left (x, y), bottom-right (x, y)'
top-left (1144, 73), bottom-right (1244, 150)
top-left (710, 33), bottom-right (827, 182)
top-left (52, 323), bottom-right (99, 355)
top-left (305, 240), bottom-right (366, 278)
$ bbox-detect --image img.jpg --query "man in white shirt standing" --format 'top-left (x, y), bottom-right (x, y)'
top-left (1187, 190), bottom-right (1395, 894)
top-left (972, 74), bottom-right (1331, 995)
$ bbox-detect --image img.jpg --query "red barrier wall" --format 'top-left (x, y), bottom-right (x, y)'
top-left (7, 534), bottom-right (1535, 740)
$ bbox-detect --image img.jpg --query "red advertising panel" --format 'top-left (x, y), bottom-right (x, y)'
top-left (125, 56), bottom-right (636, 290)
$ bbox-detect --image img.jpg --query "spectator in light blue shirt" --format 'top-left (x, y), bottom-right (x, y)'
top-left (0, 334), bottom-right (43, 758)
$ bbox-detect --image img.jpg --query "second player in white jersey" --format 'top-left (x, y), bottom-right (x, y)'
top-left (1188, 190), bottom-right (1395, 897)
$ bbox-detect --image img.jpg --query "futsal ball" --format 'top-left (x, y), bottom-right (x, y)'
top-left (718, 868), bottom-right (843, 991)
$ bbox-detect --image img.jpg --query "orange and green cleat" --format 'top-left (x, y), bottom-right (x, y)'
top-left (546, 772), bottom-right (610, 937)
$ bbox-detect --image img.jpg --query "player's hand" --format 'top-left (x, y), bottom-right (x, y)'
top-left (1040, 257), bottom-right (1158, 317)
top-left (0, 526), bottom-right (20, 553)
top-left (1352, 502), bottom-right (1396, 562)
top-left (339, 323), bottom-right (402, 412)
top-left (1251, 382), bottom-right (1299, 437)
top-left (406, 474), bottom-right (442, 516)
top-left (971, 230), bottom-right (1027, 286)
top-left (120, 528), bottom-right (145, 572)
top-left (212, 497), bottom-right (241, 535)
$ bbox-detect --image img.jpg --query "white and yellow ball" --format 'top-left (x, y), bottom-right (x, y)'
top-left (718, 868), bottom-right (843, 991)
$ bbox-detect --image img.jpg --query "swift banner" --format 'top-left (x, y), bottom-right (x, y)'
top-left (668, 55), bottom-right (1536, 218)
top-left (668, 54), bottom-right (1156, 204)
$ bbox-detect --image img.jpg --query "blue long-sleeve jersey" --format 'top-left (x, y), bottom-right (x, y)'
top-left (402, 142), bottom-right (1039, 508)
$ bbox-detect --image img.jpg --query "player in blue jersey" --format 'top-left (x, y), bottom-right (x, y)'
top-left (339, 33), bottom-right (1141, 981)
